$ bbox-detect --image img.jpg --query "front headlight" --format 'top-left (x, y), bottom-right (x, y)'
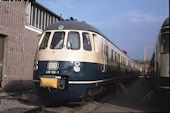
top-left (47, 62), bottom-right (59, 70)
top-left (73, 66), bottom-right (80, 72)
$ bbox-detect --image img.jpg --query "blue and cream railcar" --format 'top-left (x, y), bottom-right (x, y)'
top-left (33, 21), bottom-right (138, 101)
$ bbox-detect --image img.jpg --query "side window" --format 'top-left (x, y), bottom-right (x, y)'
top-left (115, 51), bottom-right (117, 62)
top-left (123, 58), bottom-right (125, 65)
top-left (111, 49), bottom-right (113, 62)
top-left (50, 32), bottom-right (65, 49)
top-left (123, 57), bottom-right (125, 65)
top-left (67, 32), bottom-right (80, 50)
top-left (126, 59), bottom-right (128, 66)
top-left (129, 61), bottom-right (131, 67)
top-left (39, 32), bottom-right (51, 49)
top-left (106, 45), bottom-right (109, 57)
top-left (122, 56), bottom-right (124, 64)
top-left (83, 33), bottom-right (92, 51)
top-left (117, 53), bottom-right (120, 63)
top-left (119, 55), bottom-right (121, 64)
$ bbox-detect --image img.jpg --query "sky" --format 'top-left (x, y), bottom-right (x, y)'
top-left (37, 0), bottom-right (169, 60)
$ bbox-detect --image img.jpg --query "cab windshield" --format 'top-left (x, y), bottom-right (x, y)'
top-left (39, 32), bottom-right (51, 50)
top-left (67, 32), bottom-right (80, 50)
top-left (50, 32), bottom-right (65, 49)
top-left (83, 32), bottom-right (92, 51)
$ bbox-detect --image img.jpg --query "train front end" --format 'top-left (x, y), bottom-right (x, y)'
top-left (33, 29), bottom-right (88, 101)
top-left (33, 20), bottom-right (103, 101)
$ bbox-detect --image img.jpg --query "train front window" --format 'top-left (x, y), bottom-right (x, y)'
top-left (50, 32), bottom-right (65, 49)
top-left (83, 33), bottom-right (92, 51)
top-left (160, 34), bottom-right (169, 54)
top-left (67, 32), bottom-right (80, 50)
top-left (39, 32), bottom-right (51, 49)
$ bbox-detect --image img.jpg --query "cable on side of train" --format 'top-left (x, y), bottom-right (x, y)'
top-left (148, 17), bottom-right (170, 95)
top-left (33, 20), bottom-right (139, 101)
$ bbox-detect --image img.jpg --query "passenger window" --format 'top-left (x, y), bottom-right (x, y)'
top-left (120, 55), bottom-right (122, 64)
top-left (106, 45), bottom-right (109, 57)
top-left (83, 33), bottom-right (92, 51)
top-left (67, 32), bottom-right (80, 50)
top-left (126, 59), bottom-right (128, 66)
top-left (39, 32), bottom-right (51, 49)
top-left (111, 49), bottom-right (114, 62)
top-left (50, 32), bottom-right (65, 49)
top-left (115, 51), bottom-right (117, 62)
top-left (123, 58), bottom-right (125, 65)
top-left (123, 57), bottom-right (125, 65)
top-left (117, 53), bottom-right (120, 63)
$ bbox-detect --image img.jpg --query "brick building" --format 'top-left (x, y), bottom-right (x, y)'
top-left (0, 0), bottom-right (62, 90)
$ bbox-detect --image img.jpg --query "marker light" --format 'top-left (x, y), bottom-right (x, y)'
top-left (74, 61), bottom-right (80, 66)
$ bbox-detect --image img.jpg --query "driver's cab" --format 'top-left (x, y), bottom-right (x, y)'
top-left (38, 30), bottom-right (93, 52)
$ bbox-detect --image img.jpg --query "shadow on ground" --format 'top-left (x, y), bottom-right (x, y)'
top-left (98, 77), bottom-right (169, 112)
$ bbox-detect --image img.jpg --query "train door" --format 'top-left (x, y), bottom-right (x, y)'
top-left (0, 35), bottom-right (4, 87)
top-left (101, 43), bottom-right (106, 72)
top-left (92, 34), bottom-right (99, 53)
top-left (105, 45), bottom-right (109, 72)
top-left (101, 44), bottom-right (109, 73)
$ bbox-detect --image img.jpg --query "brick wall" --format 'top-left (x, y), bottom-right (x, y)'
top-left (0, 1), bottom-right (40, 90)
top-left (23, 29), bottom-right (40, 80)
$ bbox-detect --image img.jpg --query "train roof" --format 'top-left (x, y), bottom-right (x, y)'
top-left (161, 17), bottom-right (169, 33)
top-left (162, 17), bottom-right (169, 27)
top-left (46, 20), bottom-right (136, 62)
top-left (46, 21), bottom-right (105, 36)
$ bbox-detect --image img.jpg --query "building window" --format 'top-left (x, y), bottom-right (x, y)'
top-left (39, 10), bottom-right (41, 29)
top-left (44, 13), bottom-right (47, 29)
top-left (35, 8), bottom-right (38, 27)
top-left (31, 6), bottom-right (35, 26)
top-left (29, 4), bottom-right (60, 30)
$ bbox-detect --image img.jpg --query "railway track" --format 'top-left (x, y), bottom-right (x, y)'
top-left (0, 88), bottom-right (112, 113)
top-left (22, 101), bottom-right (95, 113)
top-left (0, 89), bottom-right (34, 100)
